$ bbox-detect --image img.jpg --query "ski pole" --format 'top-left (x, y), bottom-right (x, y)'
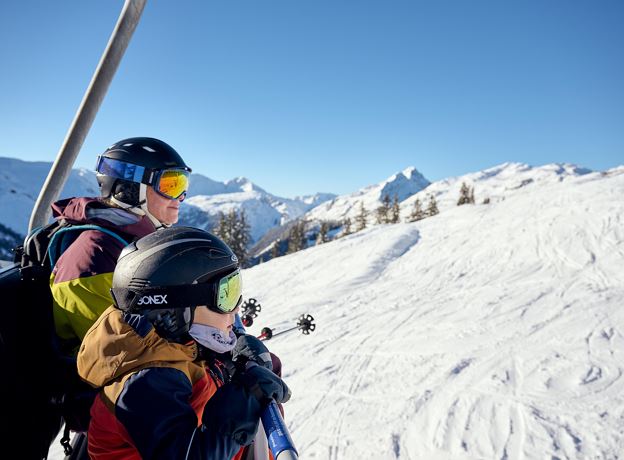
top-left (258, 314), bottom-right (316, 341)
top-left (234, 314), bottom-right (298, 460)
top-left (259, 325), bottom-right (297, 340)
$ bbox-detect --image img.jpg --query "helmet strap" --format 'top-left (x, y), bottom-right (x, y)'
top-left (109, 184), bottom-right (167, 229)
top-left (138, 184), bottom-right (171, 229)
top-left (109, 195), bottom-right (145, 215)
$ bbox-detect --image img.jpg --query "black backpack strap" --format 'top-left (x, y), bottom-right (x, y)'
top-left (20, 220), bottom-right (66, 270)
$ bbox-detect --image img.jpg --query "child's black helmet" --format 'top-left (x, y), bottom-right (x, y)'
top-left (111, 226), bottom-right (241, 342)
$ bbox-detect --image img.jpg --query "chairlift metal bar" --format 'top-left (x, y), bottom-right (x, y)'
top-left (29, 0), bottom-right (147, 232)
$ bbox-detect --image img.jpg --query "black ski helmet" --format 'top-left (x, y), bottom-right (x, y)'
top-left (96, 137), bottom-right (191, 206)
top-left (110, 226), bottom-right (241, 343)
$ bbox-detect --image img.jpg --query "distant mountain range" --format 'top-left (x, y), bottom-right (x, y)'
top-left (248, 162), bottom-right (616, 262)
top-left (180, 174), bottom-right (336, 243)
top-left (2, 156), bottom-right (619, 264)
top-left (0, 156), bottom-right (338, 258)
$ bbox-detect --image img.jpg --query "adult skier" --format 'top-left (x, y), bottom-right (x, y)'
top-left (77, 226), bottom-right (290, 459)
top-left (51, 136), bottom-right (192, 350)
top-left (46, 137), bottom-right (191, 456)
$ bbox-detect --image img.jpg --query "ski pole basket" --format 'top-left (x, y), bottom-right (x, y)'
top-left (297, 314), bottom-right (315, 335)
top-left (241, 298), bottom-right (262, 327)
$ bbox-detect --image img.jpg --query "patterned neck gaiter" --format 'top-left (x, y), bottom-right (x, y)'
top-left (188, 323), bottom-right (237, 353)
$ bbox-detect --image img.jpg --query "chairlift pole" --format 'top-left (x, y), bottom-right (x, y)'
top-left (28, 0), bottom-right (147, 233)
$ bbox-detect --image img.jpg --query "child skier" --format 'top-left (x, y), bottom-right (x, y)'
top-left (77, 226), bottom-right (290, 459)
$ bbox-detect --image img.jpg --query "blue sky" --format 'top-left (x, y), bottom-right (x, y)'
top-left (1, 1), bottom-right (622, 198)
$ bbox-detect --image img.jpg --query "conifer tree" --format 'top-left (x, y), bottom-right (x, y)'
top-left (214, 209), bottom-right (251, 266)
top-left (214, 212), bottom-right (229, 241)
top-left (300, 219), bottom-right (309, 249)
top-left (355, 202), bottom-right (368, 231)
top-left (376, 194), bottom-right (391, 224)
top-left (406, 198), bottom-right (425, 222)
top-left (342, 217), bottom-right (352, 236)
top-left (426, 195), bottom-right (439, 216)
top-left (287, 220), bottom-right (307, 254)
top-left (316, 221), bottom-right (330, 245)
top-left (272, 238), bottom-right (281, 259)
top-left (457, 182), bottom-right (471, 206)
top-left (390, 194), bottom-right (400, 223)
top-left (226, 210), bottom-right (238, 250)
top-left (469, 186), bottom-right (476, 204)
top-left (231, 209), bottom-right (251, 266)
top-left (287, 224), bottom-right (299, 254)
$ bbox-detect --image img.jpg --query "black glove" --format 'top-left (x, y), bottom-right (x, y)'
top-left (200, 364), bottom-right (290, 448)
top-left (232, 334), bottom-right (273, 371)
top-left (58, 387), bottom-right (98, 432)
top-left (201, 381), bottom-right (261, 448)
top-left (240, 363), bottom-right (291, 405)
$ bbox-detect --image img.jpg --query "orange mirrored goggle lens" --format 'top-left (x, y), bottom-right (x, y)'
top-left (157, 170), bottom-right (190, 199)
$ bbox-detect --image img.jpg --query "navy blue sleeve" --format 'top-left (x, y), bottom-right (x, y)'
top-left (116, 367), bottom-right (242, 460)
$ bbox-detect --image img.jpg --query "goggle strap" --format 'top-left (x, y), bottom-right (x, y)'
top-left (112, 284), bottom-right (216, 311)
top-left (96, 156), bottom-right (189, 188)
top-left (96, 156), bottom-right (153, 184)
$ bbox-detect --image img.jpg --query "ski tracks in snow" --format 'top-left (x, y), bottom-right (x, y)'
top-left (406, 351), bottom-right (529, 459)
top-left (241, 173), bottom-right (624, 460)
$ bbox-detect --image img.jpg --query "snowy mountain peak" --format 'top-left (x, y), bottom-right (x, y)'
top-left (224, 176), bottom-right (265, 194)
top-left (188, 174), bottom-right (267, 197)
top-left (303, 167), bottom-right (431, 224)
top-left (378, 167), bottom-right (430, 202)
top-left (401, 165), bottom-right (420, 179)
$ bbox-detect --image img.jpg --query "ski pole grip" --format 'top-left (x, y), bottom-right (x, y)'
top-left (261, 402), bottom-right (298, 459)
top-left (234, 314), bottom-right (298, 460)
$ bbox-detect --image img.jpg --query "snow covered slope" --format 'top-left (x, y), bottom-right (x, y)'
top-left (240, 166), bottom-right (624, 459)
top-left (250, 163), bottom-right (596, 262)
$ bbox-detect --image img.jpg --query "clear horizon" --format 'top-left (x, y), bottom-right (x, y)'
top-left (1, 1), bottom-right (622, 197)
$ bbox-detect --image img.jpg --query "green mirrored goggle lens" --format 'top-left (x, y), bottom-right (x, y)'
top-left (217, 270), bottom-right (242, 313)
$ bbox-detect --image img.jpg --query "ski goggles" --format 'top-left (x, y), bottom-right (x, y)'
top-left (156, 169), bottom-right (190, 201)
top-left (95, 156), bottom-right (190, 200)
top-left (215, 269), bottom-right (243, 313)
top-left (112, 269), bottom-right (243, 314)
